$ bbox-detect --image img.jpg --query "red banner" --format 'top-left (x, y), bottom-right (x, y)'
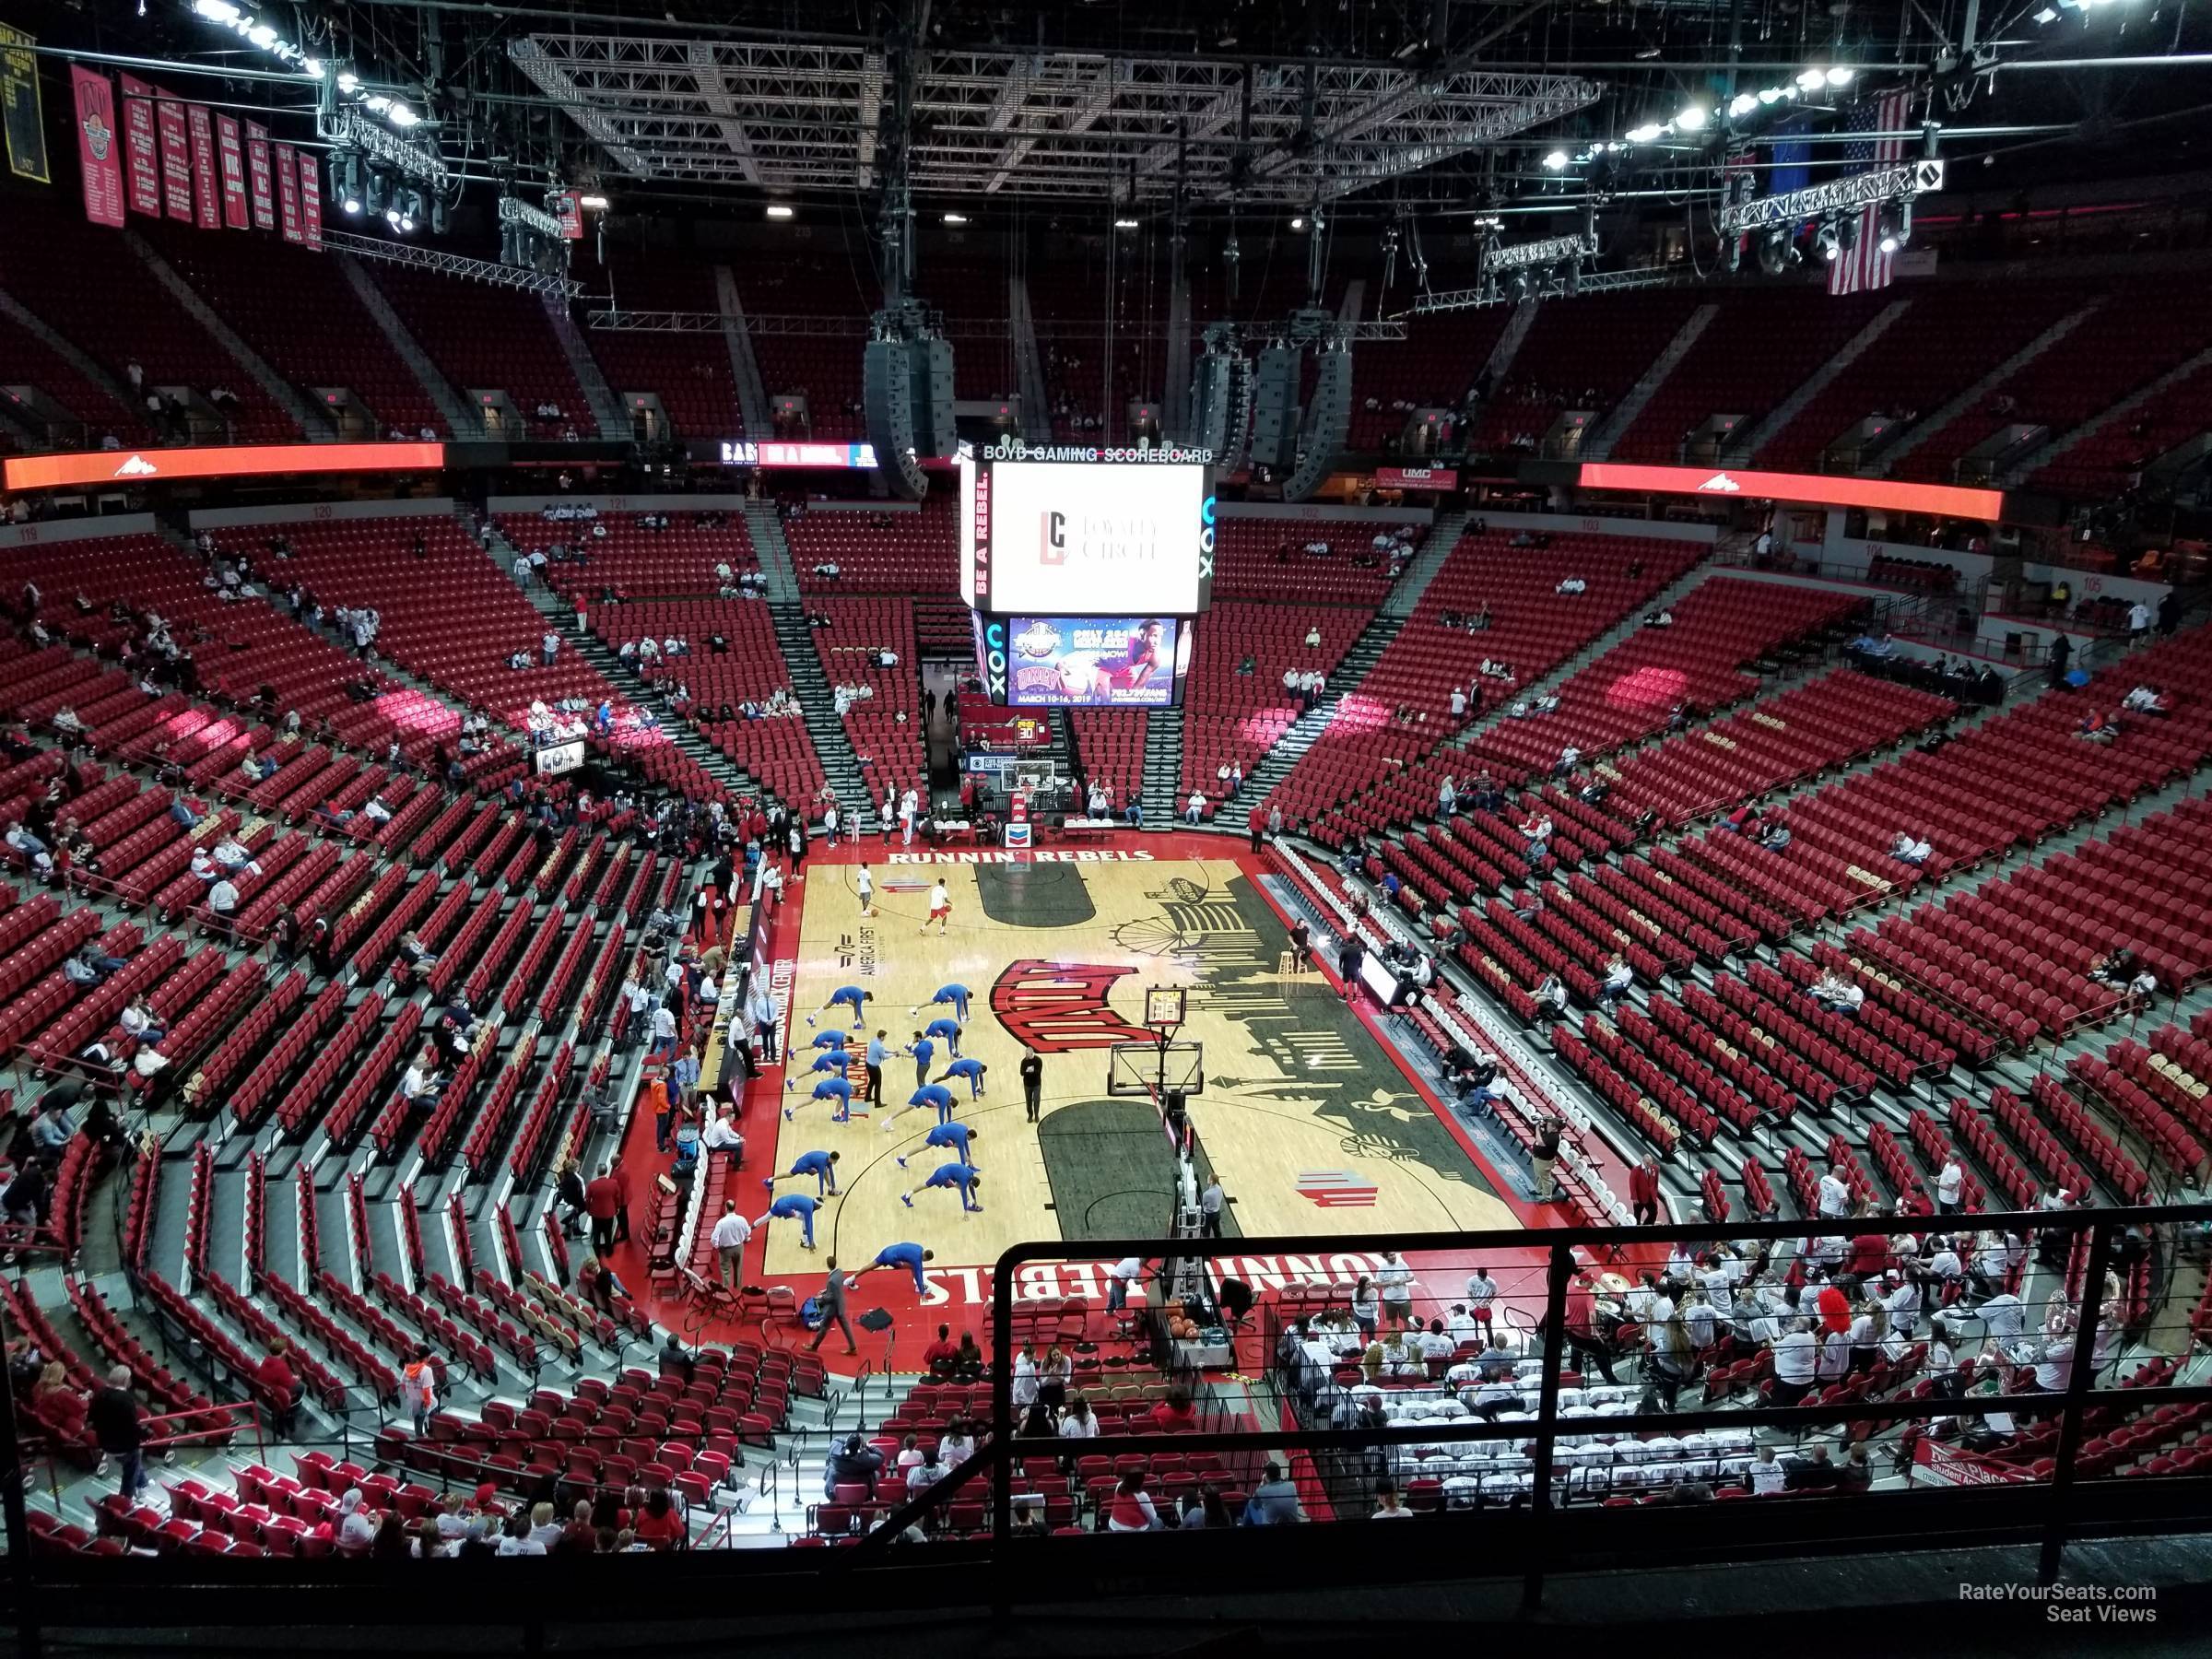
top-left (4, 441), bottom-right (446, 493)
top-left (119, 76), bottom-right (160, 217)
top-left (70, 66), bottom-right (125, 229)
top-left (550, 191), bottom-right (583, 240)
top-left (215, 113), bottom-right (247, 229)
top-left (1576, 463), bottom-right (2007, 523)
top-left (243, 121), bottom-right (273, 230)
top-left (185, 101), bottom-right (219, 229)
top-left (155, 96), bottom-right (193, 221)
top-left (296, 151), bottom-right (322, 251)
top-left (274, 143), bottom-right (300, 243)
top-left (1375, 465), bottom-right (1458, 491)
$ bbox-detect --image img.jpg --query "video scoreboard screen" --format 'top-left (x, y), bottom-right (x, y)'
top-left (960, 442), bottom-right (1215, 615)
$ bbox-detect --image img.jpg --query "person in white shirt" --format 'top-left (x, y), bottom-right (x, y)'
top-left (709, 1201), bottom-right (752, 1287)
top-left (1771, 1321), bottom-right (1818, 1406)
top-left (1374, 1251), bottom-right (1417, 1330)
top-left (1817, 1324), bottom-right (1853, 1382)
top-left (1449, 686), bottom-right (1467, 719)
top-left (1816, 1165), bottom-right (1853, 1219)
top-left (1057, 1397), bottom-right (1100, 1440)
top-left (2032, 1337), bottom-right (2075, 1393)
top-left (700, 1106), bottom-right (744, 1165)
top-left (1882, 1272), bottom-right (1921, 1336)
top-left (1959, 1290), bottom-right (2027, 1344)
top-left (1936, 1158), bottom-right (1964, 1214)
top-left (1446, 1303), bottom-right (1482, 1346)
top-left (1747, 1444), bottom-right (1788, 1494)
top-left (1890, 831), bottom-right (1932, 865)
top-left (1184, 790), bottom-right (1207, 825)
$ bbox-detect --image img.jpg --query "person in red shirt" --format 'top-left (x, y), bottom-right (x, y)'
top-left (1149, 1385), bottom-right (1197, 1432)
top-left (608, 1155), bottom-right (633, 1246)
top-left (1629, 1159), bottom-right (1661, 1227)
top-left (1247, 803), bottom-right (1267, 854)
top-left (1848, 1216), bottom-right (1889, 1279)
top-left (1554, 1275), bottom-right (1620, 1383)
top-left (255, 1339), bottom-right (300, 1435)
top-left (583, 1165), bottom-right (622, 1255)
top-left (921, 1324), bottom-right (960, 1377)
top-left (632, 1488), bottom-right (685, 1549)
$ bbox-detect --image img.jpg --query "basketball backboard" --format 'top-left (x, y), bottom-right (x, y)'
top-left (1106, 1040), bottom-right (1204, 1098)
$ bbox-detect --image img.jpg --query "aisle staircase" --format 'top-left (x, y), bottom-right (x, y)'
top-left (1239, 614), bottom-right (1406, 806)
top-left (771, 602), bottom-right (877, 828)
top-left (1140, 705), bottom-right (1185, 824)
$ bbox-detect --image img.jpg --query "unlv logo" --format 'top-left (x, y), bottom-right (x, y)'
top-left (990, 959), bottom-right (1156, 1051)
top-left (1039, 510), bottom-right (1067, 565)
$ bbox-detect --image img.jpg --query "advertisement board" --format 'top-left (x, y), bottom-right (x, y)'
top-left (1577, 462), bottom-right (2007, 522)
top-left (535, 739), bottom-right (585, 777)
top-left (1003, 616), bottom-right (1182, 708)
top-left (4, 441), bottom-right (445, 492)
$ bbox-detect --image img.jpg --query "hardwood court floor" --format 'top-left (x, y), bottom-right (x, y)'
top-left (760, 853), bottom-right (1518, 1283)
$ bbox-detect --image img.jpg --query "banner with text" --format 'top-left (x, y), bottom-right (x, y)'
top-left (274, 143), bottom-right (300, 243)
top-left (70, 66), bottom-right (126, 229)
top-left (119, 76), bottom-right (160, 217)
top-left (155, 96), bottom-right (193, 221)
top-left (215, 113), bottom-right (247, 229)
top-left (243, 121), bottom-right (273, 229)
top-left (296, 151), bottom-right (322, 250)
top-left (0, 23), bottom-right (48, 184)
top-left (1374, 465), bottom-right (1458, 491)
top-left (185, 101), bottom-right (219, 230)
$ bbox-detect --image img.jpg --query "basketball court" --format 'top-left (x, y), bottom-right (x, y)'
top-left (749, 843), bottom-right (1524, 1296)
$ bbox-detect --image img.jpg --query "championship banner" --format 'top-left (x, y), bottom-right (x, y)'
top-left (550, 191), bottom-right (583, 240)
top-left (119, 76), bottom-right (161, 217)
top-left (0, 23), bottom-right (48, 184)
top-left (243, 121), bottom-right (274, 229)
top-left (186, 101), bottom-right (220, 230)
top-left (215, 113), bottom-right (247, 229)
top-left (273, 142), bottom-right (300, 243)
top-left (155, 95), bottom-right (194, 221)
top-left (296, 151), bottom-right (322, 250)
top-left (70, 66), bottom-right (126, 229)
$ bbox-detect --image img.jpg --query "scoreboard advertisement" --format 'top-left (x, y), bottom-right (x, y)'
top-left (961, 441), bottom-right (1213, 709)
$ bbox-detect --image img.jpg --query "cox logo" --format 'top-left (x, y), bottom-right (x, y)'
top-left (1197, 493), bottom-right (1217, 582)
top-left (983, 620), bottom-right (1008, 700)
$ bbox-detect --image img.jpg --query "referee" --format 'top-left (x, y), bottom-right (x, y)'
top-left (1020, 1047), bottom-right (1043, 1123)
top-left (864, 1030), bottom-right (889, 1108)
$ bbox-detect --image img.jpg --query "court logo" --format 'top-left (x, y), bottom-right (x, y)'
top-left (989, 959), bottom-right (1158, 1051)
top-left (1296, 1171), bottom-right (1380, 1208)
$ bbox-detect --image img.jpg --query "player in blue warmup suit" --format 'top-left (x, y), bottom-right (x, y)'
top-left (896, 1121), bottom-right (979, 1170)
top-left (940, 1056), bottom-right (988, 1100)
top-left (904, 1032), bottom-right (935, 1089)
top-left (786, 1075), bottom-right (854, 1123)
top-left (809, 1028), bottom-right (852, 1051)
top-left (923, 1016), bottom-right (962, 1057)
top-left (764, 1148), bottom-right (841, 1196)
top-left (755, 1193), bottom-right (820, 1249)
top-left (901, 1081), bottom-right (957, 1126)
top-left (912, 982), bottom-right (972, 1023)
top-left (861, 1241), bottom-right (934, 1293)
top-left (808, 984), bottom-right (871, 1027)
top-left (902, 1161), bottom-right (982, 1213)
top-left (785, 1049), bottom-right (851, 1094)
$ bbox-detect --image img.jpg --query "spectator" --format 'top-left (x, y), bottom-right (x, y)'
top-left (89, 1365), bottom-right (147, 1498)
top-left (1241, 1462), bottom-right (1305, 1524)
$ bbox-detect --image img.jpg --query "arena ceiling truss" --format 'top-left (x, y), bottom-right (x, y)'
top-left (507, 35), bottom-right (1603, 204)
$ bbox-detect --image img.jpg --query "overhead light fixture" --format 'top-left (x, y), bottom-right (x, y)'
top-left (1816, 219), bottom-right (1841, 261)
top-left (1797, 69), bottom-right (1828, 91)
top-left (1676, 105), bottom-right (1708, 131)
top-left (1113, 217), bottom-right (1138, 229)
top-left (1826, 67), bottom-right (1854, 87)
top-left (193, 0), bottom-right (241, 19)
top-left (1540, 149), bottom-right (1569, 171)
top-left (336, 69), bottom-right (359, 93)
top-left (1289, 216), bottom-right (1306, 229)
top-left (1759, 88), bottom-right (1785, 105)
top-left (579, 194), bottom-right (609, 210)
top-left (1625, 123), bottom-right (1664, 144)
top-left (1727, 94), bottom-right (1759, 119)
top-left (943, 211), bottom-right (969, 224)
top-left (387, 102), bottom-right (420, 129)
top-left (765, 204), bottom-right (794, 219)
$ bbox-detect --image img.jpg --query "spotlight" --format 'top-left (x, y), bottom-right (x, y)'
top-left (579, 194), bottom-right (609, 210)
top-left (336, 155), bottom-right (361, 215)
top-left (1625, 123), bottom-right (1664, 144)
top-left (387, 103), bottom-right (420, 129)
top-left (943, 211), bottom-right (969, 224)
top-left (1816, 219), bottom-right (1841, 261)
top-left (193, 0), bottom-right (241, 20)
top-left (431, 194), bottom-right (450, 235)
top-left (1825, 67), bottom-right (1854, 87)
top-left (1541, 149), bottom-right (1569, 171)
top-left (1877, 204), bottom-right (1908, 253)
top-left (765, 204), bottom-right (794, 219)
top-left (1796, 69), bottom-right (1827, 91)
top-left (336, 69), bottom-right (359, 93)
top-left (1727, 94), bottom-right (1759, 119)
top-left (384, 206), bottom-right (402, 229)
top-left (1756, 226), bottom-right (1799, 276)
top-left (1676, 105), bottom-right (1708, 131)
top-left (1509, 268), bottom-right (1532, 301)
top-left (1112, 217), bottom-right (1138, 229)
top-left (365, 167), bottom-right (389, 217)
top-left (1289, 216), bottom-right (1306, 230)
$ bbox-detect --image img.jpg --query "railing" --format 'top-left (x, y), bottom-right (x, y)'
top-left (8, 1206), bottom-right (2212, 1638)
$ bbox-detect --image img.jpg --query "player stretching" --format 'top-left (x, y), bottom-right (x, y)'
top-left (785, 1073), bottom-right (854, 1124)
top-left (785, 1046), bottom-right (853, 1093)
top-left (808, 1027), bottom-right (852, 1053)
top-left (763, 1148), bottom-right (841, 1197)
top-left (895, 1120), bottom-right (979, 1171)
top-left (921, 1014), bottom-right (963, 1058)
top-left (807, 983), bottom-right (872, 1029)
top-left (901, 1161), bottom-right (982, 1214)
top-left (855, 863), bottom-right (875, 918)
top-left (911, 982), bottom-right (972, 1023)
top-left (919, 879), bottom-right (951, 936)
top-left (940, 1055), bottom-right (988, 1100)
top-left (755, 1193), bottom-right (820, 1250)
top-left (861, 1241), bottom-right (934, 1293)
top-left (885, 1080), bottom-right (956, 1133)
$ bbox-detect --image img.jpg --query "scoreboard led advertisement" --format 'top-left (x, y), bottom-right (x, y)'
top-left (1004, 617), bottom-right (1182, 708)
top-left (959, 442), bottom-right (1213, 616)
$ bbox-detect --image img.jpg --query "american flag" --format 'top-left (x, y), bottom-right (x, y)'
top-left (1829, 88), bottom-right (1914, 296)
